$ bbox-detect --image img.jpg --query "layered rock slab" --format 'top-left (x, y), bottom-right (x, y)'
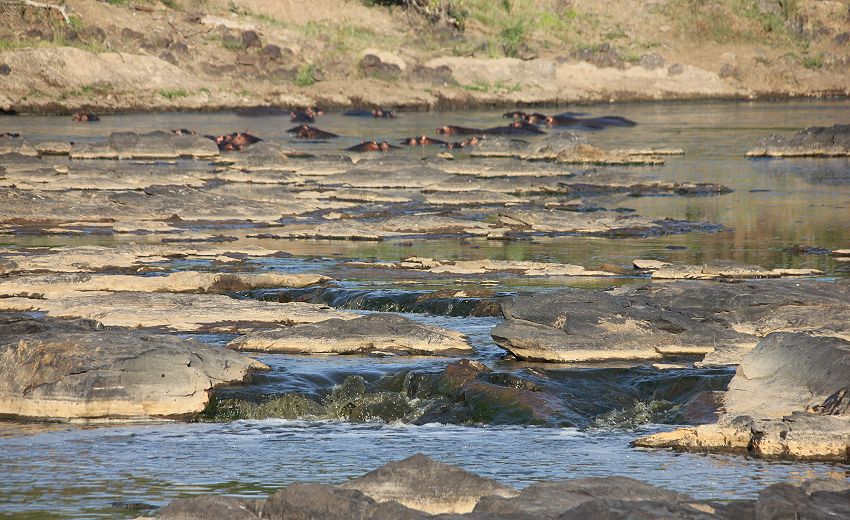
top-left (229, 313), bottom-right (473, 356)
top-left (0, 271), bottom-right (329, 298)
top-left (492, 280), bottom-right (850, 364)
top-left (0, 314), bottom-right (267, 421)
top-left (0, 292), bottom-right (353, 332)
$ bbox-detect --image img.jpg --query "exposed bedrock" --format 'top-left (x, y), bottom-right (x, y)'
top-left (0, 313), bottom-right (267, 421)
top-left (491, 279), bottom-right (850, 364)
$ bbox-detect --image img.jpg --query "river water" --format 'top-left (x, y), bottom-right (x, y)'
top-left (0, 100), bottom-right (849, 518)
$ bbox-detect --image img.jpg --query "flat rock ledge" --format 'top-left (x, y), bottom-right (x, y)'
top-left (153, 455), bottom-right (850, 519)
top-left (345, 257), bottom-right (618, 277)
top-left (0, 292), bottom-right (354, 332)
top-left (491, 279), bottom-right (850, 364)
top-left (228, 313), bottom-right (473, 356)
top-left (635, 333), bottom-right (850, 462)
top-left (633, 259), bottom-right (824, 279)
top-left (746, 124), bottom-right (850, 157)
top-left (69, 131), bottom-right (220, 160)
top-left (0, 271), bottom-right (330, 298)
top-left (0, 313), bottom-right (267, 421)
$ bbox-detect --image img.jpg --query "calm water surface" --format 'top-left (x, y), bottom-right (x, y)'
top-left (1, 100), bottom-right (849, 518)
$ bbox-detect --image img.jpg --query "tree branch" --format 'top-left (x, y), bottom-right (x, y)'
top-left (3, 0), bottom-right (71, 24)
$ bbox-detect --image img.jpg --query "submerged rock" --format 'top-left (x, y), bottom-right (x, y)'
top-left (228, 313), bottom-right (473, 356)
top-left (0, 313), bottom-right (267, 421)
top-left (747, 124), bottom-right (850, 157)
top-left (492, 280), bottom-right (850, 364)
top-left (340, 454), bottom-right (518, 514)
top-left (498, 208), bottom-right (718, 237)
top-left (635, 333), bottom-right (850, 462)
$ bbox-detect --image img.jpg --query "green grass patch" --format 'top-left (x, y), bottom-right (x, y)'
top-left (803, 54), bottom-right (824, 69)
top-left (294, 64), bottom-right (317, 87)
top-left (158, 88), bottom-right (188, 99)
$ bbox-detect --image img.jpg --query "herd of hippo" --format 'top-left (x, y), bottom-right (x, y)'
top-left (70, 107), bottom-right (638, 153)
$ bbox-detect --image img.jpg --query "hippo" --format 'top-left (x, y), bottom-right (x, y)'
top-left (343, 109), bottom-right (396, 118)
top-left (290, 107), bottom-right (324, 123)
top-left (400, 135), bottom-right (447, 146)
top-left (483, 121), bottom-right (546, 136)
top-left (288, 124), bottom-right (338, 139)
top-left (72, 112), bottom-right (99, 122)
top-left (445, 136), bottom-right (482, 149)
top-left (546, 115), bottom-right (637, 129)
top-left (436, 125), bottom-right (483, 136)
top-left (213, 131), bottom-right (262, 152)
top-left (1, 132), bottom-right (20, 138)
top-left (345, 140), bottom-right (398, 152)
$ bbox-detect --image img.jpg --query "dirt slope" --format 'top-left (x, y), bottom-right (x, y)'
top-left (0, 0), bottom-right (848, 112)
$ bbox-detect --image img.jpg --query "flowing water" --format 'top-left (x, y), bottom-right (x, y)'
top-left (1, 100), bottom-right (849, 518)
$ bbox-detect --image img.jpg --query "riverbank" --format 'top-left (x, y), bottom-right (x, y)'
top-left (1, 0), bottom-right (849, 114)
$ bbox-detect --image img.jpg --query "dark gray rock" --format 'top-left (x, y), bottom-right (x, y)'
top-left (0, 63), bottom-right (10, 76)
top-left (558, 498), bottom-right (720, 519)
top-left (360, 54), bottom-right (402, 78)
top-left (754, 483), bottom-right (850, 520)
top-left (668, 63), bottom-right (684, 75)
top-left (639, 52), bottom-right (665, 70)
top-left (121, 27), bottom-right (144, 40)
top-left (261, 44), bottom-right (282, 60)
top-left (475, 477), bottom-right (689, 519)
top-left (158, 496), bottom-right (263, 519)
top-left (341, 454), bottom-right (517, 514)
top-left (241, 30), bottom-right (261, 48)
top-left (262, 483), bottom-right (426, 520)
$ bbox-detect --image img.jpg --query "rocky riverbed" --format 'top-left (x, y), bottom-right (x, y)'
top-left (0, 102), bottom-right (848, 517)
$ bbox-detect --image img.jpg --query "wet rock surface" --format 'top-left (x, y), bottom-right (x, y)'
top-left (747, 124), bottom-right (850, 157)
top-left (154, 455), bottom-right (850, 519)
top-left (492, 280), bottom-right (850, 364)
top-left (0, 313), bottom-right (267, 421)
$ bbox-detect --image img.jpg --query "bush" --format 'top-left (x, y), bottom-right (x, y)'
top-left (295, 64), bottom-right (317, 87)
top-left (500, 21), bottom-right (526, 57)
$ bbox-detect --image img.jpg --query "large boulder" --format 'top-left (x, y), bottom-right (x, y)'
top-left (340, 454), bottom-right (518, 514)
top-left (635, 333), bottom-right (850, 462)
top-left (228, 313), bottom-right (474, 356)
top-left (0, 314), bottom-right (267, 420)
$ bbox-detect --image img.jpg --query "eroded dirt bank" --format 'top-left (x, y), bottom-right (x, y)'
top-left (1, 0), bottom-right (850, 113)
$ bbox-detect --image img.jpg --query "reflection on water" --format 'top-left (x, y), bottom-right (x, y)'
top-left (1, 100), bottom-right (850, 517)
